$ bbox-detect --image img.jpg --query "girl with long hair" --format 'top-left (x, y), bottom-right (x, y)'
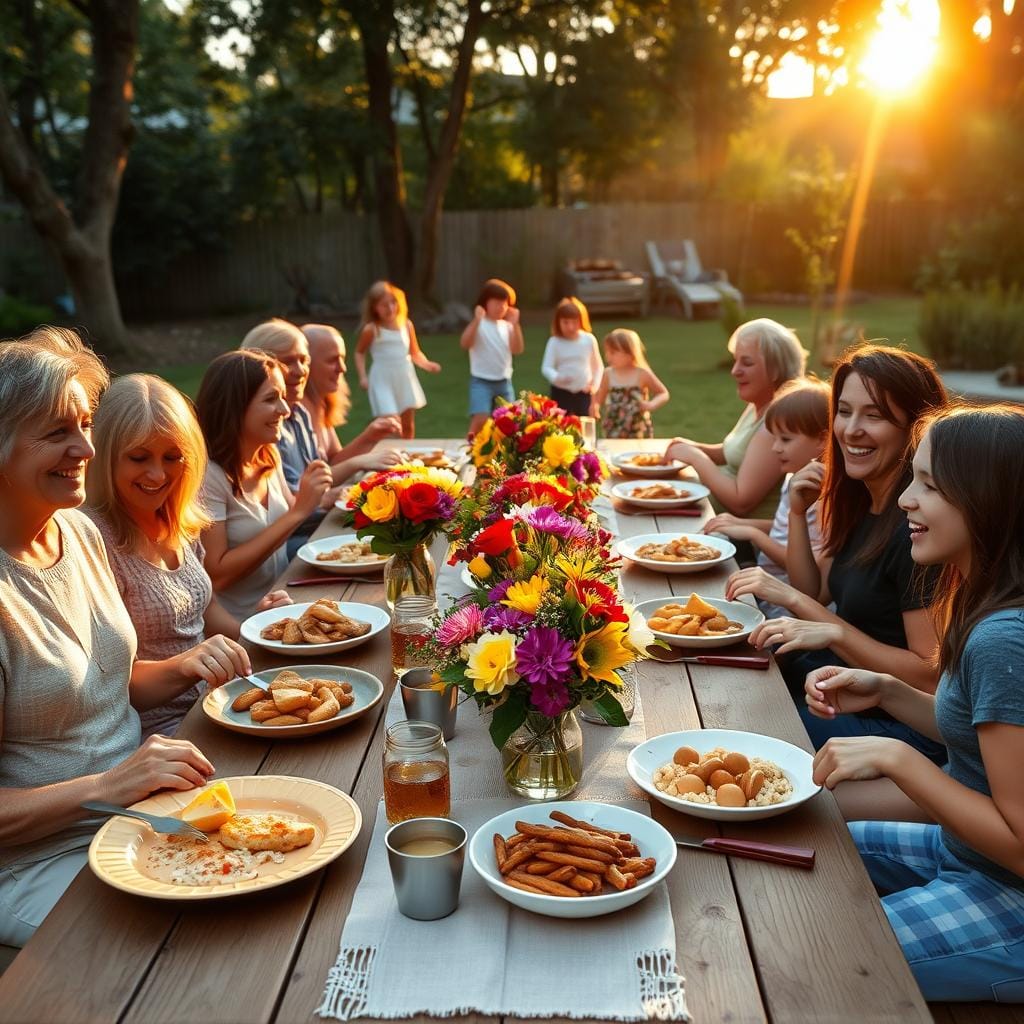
top-left (540, 296), bottom-right (603, 417)
top-left (804, 404), bottom-right (1024, 1002)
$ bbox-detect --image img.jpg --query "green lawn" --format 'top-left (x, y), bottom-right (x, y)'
top-left (159, 296), bottom-right (922, 444)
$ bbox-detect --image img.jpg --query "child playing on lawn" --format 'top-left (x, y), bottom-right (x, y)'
top-left (707, 378), bottom-right (830, 619)
top-left (460, 278), bottom-right (524, 437)
top-left (540, 297), bottom-right (603, 417)
top-left (592, 328), bottom-right (669, 438)
top-left (355, 281), bottom-right (440, 440)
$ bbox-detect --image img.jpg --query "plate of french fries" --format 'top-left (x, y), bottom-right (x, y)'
top-left (240, 600), bottom-right (390, 656)
top-left (468, 802), bottom-right (676, 919)
top-left (203, 665), bottom-right (385, 737)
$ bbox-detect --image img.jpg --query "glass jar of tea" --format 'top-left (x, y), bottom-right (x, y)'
top-left (391, 595), bottom-right (435, 678)
top-left (383, 720), bottom-right (451, 824)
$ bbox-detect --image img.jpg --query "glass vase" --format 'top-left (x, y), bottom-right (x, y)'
top-left (500, 711), bottom-right (584, 800)
top-left (384, 542), bottom-right (436, 611)
top-left (578, 664), bottom-right (637, 725)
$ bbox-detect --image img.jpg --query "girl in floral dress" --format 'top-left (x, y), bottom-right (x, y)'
top-left (592, 329), bottom-right (669, 438)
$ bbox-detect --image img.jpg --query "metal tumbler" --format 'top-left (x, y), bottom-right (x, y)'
top-left (385, 817), bottom-right (467, 920)
top-left (399, 669), bottom-right (458, 740)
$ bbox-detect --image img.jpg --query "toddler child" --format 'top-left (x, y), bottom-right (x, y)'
top-left (356, 281), bottom-right (440, 440)
top-left (592, 328), bottom-right (669, 438)
top-left (540, 297), bottom-right (603, 417)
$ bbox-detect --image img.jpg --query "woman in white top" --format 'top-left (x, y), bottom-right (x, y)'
top-left (540, 297), bottom-right (603, 418)
top-left (355, 281), bottom-right (440, 440)
top-left (196, 350), bottom-right (331, 620)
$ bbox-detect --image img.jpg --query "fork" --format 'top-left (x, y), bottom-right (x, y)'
top-left (82, 801), bottom-right (211, 843)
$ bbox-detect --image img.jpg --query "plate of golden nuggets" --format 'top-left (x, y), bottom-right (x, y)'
top-left (616, 533), bottom-right (736, 574)
top-left (203, 665), bottom-right (385, 737)
top-left (610, 479), bottom-right (710, 508)
top-left (241, 598), bottom-right (390, 656)
top-left (399, 446), bottom-right (458, 469)
top-left (296, 535), bottom-right (387, 576)
top-left (611, 452), bottom-right (687, 477)
top-left (635, 593), bottom-right (764, 649)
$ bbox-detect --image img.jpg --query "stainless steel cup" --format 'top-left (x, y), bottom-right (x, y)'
top-left (400, 669), bottom-right (458, 740)
top-left (385, 817), bottom-right (467, 920)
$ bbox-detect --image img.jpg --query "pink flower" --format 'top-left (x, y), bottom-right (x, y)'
top-left (436, 604), bottom-right (485, 647)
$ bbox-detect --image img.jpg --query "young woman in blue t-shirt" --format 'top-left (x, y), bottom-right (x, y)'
top-left (803, 403), bottom-right (1024, 1003)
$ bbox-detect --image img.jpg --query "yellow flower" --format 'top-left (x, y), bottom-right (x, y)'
top-left (502, 575), bottom-right (550, 615)
top-left (542, 432), bottom-right (578, 469)
top-left (464, 630), bottom-right (519, 696)
top-left (363, 485), bottom-right (398, 522)
top-left (416, 466), bottom-right (464, 498)
top-left (468, 555), bottom-right (492, 580)
top-left (345, 481), bottom-right (363, 505)
top-left (471, 419), bottom-right (495, 464)
top-left (552, 552), bottom-right (602, 585)
top-left (575, 621), bottom-right (634, 686)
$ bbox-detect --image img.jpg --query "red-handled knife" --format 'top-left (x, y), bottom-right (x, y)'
top-left (678, 654), bottom-right (770, 669)
top-left (286, 576), bottom-right (345, 587)
top-left (675, 834), bottom-right (815, 869)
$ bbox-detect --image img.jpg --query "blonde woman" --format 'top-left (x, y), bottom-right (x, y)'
top-left (662, 318), bottom-right (807, 516)
top-left (85, 375), bottom-right (290, 737)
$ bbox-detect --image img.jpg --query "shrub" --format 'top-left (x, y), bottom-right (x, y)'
top-left (0, 295), bottom-right (57, 338)
top-left (919, 282), bottom-right (1024, 370)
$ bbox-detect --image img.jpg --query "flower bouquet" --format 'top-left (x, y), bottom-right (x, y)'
top-left (471, 392), bottom-right (606, 497)
top-left (423, 564), bottom-right (655, 798)
top-left (340, 464), bottom-right (464, 607)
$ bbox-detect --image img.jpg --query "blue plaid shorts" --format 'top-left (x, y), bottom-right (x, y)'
top-left (852, 821), bottom-right (1024, 1002)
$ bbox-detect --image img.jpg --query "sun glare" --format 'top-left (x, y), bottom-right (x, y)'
top-left (859, 0), bottom-right (940, 94)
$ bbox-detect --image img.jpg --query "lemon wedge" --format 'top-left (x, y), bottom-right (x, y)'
top-left (180, 781), bottom-right (236, 832)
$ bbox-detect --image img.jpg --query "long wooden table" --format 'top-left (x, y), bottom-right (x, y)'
top-left (2, 439), bottom-right (1014, 1024)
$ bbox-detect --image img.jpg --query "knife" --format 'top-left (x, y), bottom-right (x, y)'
top-left (674, 834), bottom-right (815, 869)
top-left (678, 654), bottom-right (770, 669)
top-left (287, 576), bottom-right (342, 587)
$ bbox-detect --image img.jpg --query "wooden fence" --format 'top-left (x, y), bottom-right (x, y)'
top-left (1, 199), bottom-right (964, 321)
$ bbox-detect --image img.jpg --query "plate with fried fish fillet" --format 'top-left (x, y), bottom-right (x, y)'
top-left (240, 599), bottom-right (390, 656)
top-left (88, 775), bottom-right (361, 901)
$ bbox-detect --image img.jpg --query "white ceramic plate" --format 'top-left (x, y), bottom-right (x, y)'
top-left (239, 601), bottom-right (390, 657)
top-left (616, 533), bottom-right (736, 574)
top-left (397, 446), bottom-right (460, 469)
top-left (634, 596), bottom-right (765, 649)
top-left (610, 480), bottom-right (710, 508)
top-left (628, 729), bottom-right (821, 821)
top-left (296, 535), bottom-right (388, 576)
top-left (460, 566), bottom-right (489, 591)
top-left (88, 775), bottom-right (361, 900)
top-left (611, 451), bottom-right (685, 477)
top-left (202, 664), bottom-right (385, 737)
top-left (469, 801), bottom-right (676, 919)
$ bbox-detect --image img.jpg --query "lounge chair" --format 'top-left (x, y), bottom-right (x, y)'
top-left (645, 240), bottom-right (744, 319)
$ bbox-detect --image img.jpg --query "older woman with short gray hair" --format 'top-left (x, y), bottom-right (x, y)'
top-left (662, 317), bottom-right (808, 516)
top-left (0, 327), bottom-right (241, 949)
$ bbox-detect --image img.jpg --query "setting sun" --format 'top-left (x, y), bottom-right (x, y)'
top-left (859, 0), bottom-right (940, 94)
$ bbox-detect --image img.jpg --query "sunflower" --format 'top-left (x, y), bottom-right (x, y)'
top-left (575, 621), bottom-right (634, 686)
top-left (501, 574), bottom-right (550, 615)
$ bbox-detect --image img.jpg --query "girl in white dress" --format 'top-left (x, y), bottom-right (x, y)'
top-left (355, 281), bottom-right (441, 439)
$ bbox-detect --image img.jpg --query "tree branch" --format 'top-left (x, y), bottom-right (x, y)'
top-left (399, 45), bottom-right (438, 164)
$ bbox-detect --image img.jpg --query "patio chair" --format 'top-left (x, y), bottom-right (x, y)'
top-left (645, 240), bottom-right (744, 320)
top-left (558, 259), bottom-right (649, 318)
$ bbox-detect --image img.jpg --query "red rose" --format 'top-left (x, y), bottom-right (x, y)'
top-left (354, 509), bottom-right (371, 528)
top-left (473, 518), bottom-right (516, 556)
top-left (397, 482), bottom-right (442, 524)
top-left (495, 416), bottom-right (517, 436)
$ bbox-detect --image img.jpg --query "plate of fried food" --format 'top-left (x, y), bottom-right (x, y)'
top-left (635, 593), bottom-right (764, 649)
top-left (240, 598), bottom-right (389, 656)
top-left (398, 446), bottom-right (459, 469)
top-left (610, 451), bottom-right (686, 477)
top-left (296, 535), bottom-right (388, 576)
top-left (616, 532), bottom-right (735, 574)
top-left (88, 776), bottom-right (361, 900)
top-left (609, 479), bottom-right (710, 508)
top-left (469, 802), bottom-right (676, 919)
top-left (203, 665), bottom-right (385, 737)
top-left (628, 729), bottom-right (820, 821)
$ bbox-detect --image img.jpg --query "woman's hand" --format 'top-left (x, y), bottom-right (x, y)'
top-left (295, 459), bottom-right (332, 516)
top-left (705, 514), bottom-right (753, 542)
top-left (812, 736), bottom-right (903, 789)
top-left (98, 735), bottom-right (215, 805)
top-left (789, 460), bottom-right (826, 516)
top-left (804, 665), bottom-right (887, 719)
top-left (256, 589), bottom-right (291, 612)
top-left (663, 438), bottom-right (701, 465)
top-left (365, 449), bottom-right (404, 470)
top-left (178, 634), bottom-right (251, 687)
top-left (749, 615), bottom-right (841, 654)
top-left (726, 566), bottom-right (799, 610)
top-left (369, 415), bottom-right (402, 438)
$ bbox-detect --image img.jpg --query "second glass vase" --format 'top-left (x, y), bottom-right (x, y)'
top-left (384, 542), bottom-right (437, 611)
top-left (500, 711), bottom-right (583, 800)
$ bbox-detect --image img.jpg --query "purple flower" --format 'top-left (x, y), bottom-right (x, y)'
top-left (524, 506), bottom-right (589, 541)
top-left (484, 606), bottom-right (533, 631)
top-left (436, 604), bottom-right (484, 646)
top-left (515, 626), bottom-right (575, 686)
top-left (434, 492), bottom-right (456, 520)
top-left (572, 451), bottom-right (602, 483)
top-left (530, 679), bottom-right (572, 716)
top-left (488, 579), bottom-right (515, 603)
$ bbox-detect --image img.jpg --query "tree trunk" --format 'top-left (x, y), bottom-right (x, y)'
top-left (412, 0), bottom-right (485, 308)
top-left (64, 238), bottom-right (129, 358)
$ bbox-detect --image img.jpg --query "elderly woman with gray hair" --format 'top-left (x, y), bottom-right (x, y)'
top-left (0, 328), bottom-right (243, 949)
top-left (662, 318), bottom-right (808, 516)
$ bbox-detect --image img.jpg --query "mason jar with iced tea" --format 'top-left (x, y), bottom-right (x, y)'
top-left (391, 595), bottom-right (435, 678)
top-left (382, 720), bottom-right (451, 824)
